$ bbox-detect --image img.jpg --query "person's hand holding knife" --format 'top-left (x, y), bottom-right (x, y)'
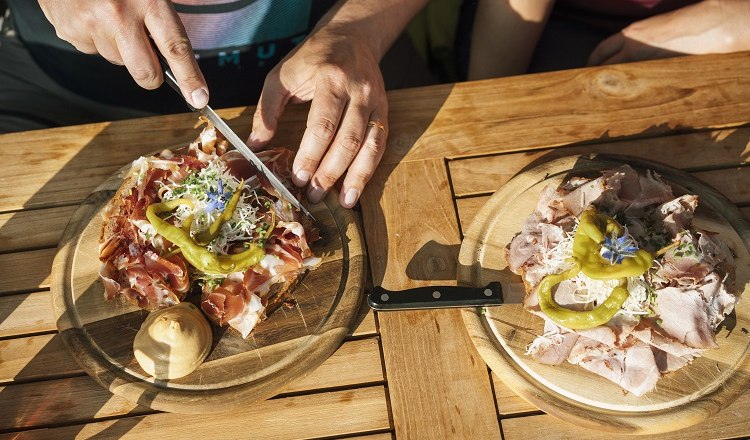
top-left (39, 0), bottom-right (209, 109)
top-left (39, 0), bottom-right (430, 208)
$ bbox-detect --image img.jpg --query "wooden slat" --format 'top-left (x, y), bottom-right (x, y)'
top-left (362, 159), bottom-right (501, 439)
top-left (492, 374), bottom-right (538, 416)
top-left (0, 333), bottom-right (383, 390)
top-left (455, 197), bottom-right (490, 236)
top-left (0, 206), bottom-right (77, 253)
top-left (0, 109), bottom-right (255, 212)
top-left (450, 154), bottom-right (750, 202)
top-left (0, 292), bottom-right (55, 338)
top-left (449, 127), bottom-right (750, 197)
top-left (501, 391), bottom-right (750, 440)
top-left (0, 249), bottom-right (54, 295)
top-left (352, 307), bottom-right (377, 337)
top-left (0, 386), bottom-right (390, 439)
top-left (382, 52), bottom-right (750, 165)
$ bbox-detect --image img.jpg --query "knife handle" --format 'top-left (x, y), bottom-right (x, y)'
top-left (368, 282), bottom-right (502, 311)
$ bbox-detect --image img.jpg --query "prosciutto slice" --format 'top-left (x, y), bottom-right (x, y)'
top-left (511, 165), bottom-right (737, 396)
top-left (99, 122), bottom-right (320, 339)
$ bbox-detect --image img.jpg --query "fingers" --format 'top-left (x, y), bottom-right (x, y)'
top-left (114, 27), bottom-right (163, 89)
top-left (588, 33), bottom-right (625, 66)
top-left (339, 108), bottom-right (387, 208)
top-left (247, 72), bottom-right (291, 151)
top-left (292, 82), bottom-right (347, 188)
top-left (145, 1), bottom-right (208, 108)
top-left (307, 100), bottom-right (371, 204)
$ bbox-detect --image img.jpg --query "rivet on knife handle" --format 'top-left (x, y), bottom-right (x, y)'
top-left (368, 282), bottom-right (503, 311)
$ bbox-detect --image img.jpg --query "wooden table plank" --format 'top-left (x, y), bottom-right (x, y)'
top-left (450, 153), bottom-right (750, 200)
top-left (0, 249), bottom-right (54, 295)
top-left (501, 391), bottom-right (750, 440)
top-left (0, 109), bottom-right (260, 213)
top-left (0, 334), bottom-right (383, 390)
top-left (492, 374), bottom-right (538, 416)
top-left (0, 339), bottom-right (385, 430)
top-left (0, 292), bottom-right (55, 338)
top-left (382, 52), bottom-right (750, 165)
top-left (0, 385), bottom-right (390, 439)
top-left (0, 206), bottom-right (77, 254)
top-left (362, 159), bottom-right (501, 439)
top-left (449, 127), bottom-right (750, 197)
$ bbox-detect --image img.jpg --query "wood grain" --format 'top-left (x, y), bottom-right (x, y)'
top-left (0, 334), bottom-right (383, 390)
top-left (0, 292), bottom-right (55, 338)
top-left (382, 53), bottom-right (750, 165)
top-left (450, 155), bottom-right (750, 199)
top-left (501, 391), bottom-right (750, 440)
top-left (459, 155), bottom-right (750, 434)
top-left (448, 127), bottom-right (750, 197)
top-left (492, 374), bottom-right (538, 416)
top-left (0, 206), bottom-right (77, 253)
top-left (0, 249), bottom-right (54, 295)
top-left (0, 385), bottom-right (390, 439)
top-left (362, 159), bottom-right (501, 439)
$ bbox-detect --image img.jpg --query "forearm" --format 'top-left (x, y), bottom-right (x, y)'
top-left (468, 0), bottom-right (555, 80)
top-left (315, 0), bottom-right (431, 61)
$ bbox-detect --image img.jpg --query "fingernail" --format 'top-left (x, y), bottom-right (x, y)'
top-left (308, 185), bottom-right (326, 204)
top-left (343, 188), bottom-right (359, 208)
top-left (191, 88), bottom-right (209, 108)
top-left (295, 170), bottom-right (311, 185)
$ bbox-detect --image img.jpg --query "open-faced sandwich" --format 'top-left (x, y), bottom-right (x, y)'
top-left (506, 165), bottom-right (737, 396)
top-left (98, 121), bottom-right (320, 341)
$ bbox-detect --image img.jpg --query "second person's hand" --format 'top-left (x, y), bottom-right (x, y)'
top-left (39, 0), bottom-right (209, 108)
top-left (248, 20), bottom-right (388, 209)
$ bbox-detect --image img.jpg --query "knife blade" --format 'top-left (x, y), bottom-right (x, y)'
top-left (156, 54), bottom-right (315, 220)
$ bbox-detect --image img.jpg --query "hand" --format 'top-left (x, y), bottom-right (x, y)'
top-left (38, 0), bottom-right (209, 108)
top-left (248, 23), bottom-right (388, 209)
top-left (588, 0), bottom-right (750, 66)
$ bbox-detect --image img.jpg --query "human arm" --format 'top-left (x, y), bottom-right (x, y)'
top-left (248, 0), bottom-right (430, 209)
top-left (467, 0), bottom-right (556, 80)
top-left (589, 0), bottom-right (750, 66)
top-left (37, 0), bottom-right (208, 108)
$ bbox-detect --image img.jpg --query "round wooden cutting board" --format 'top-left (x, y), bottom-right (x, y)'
top-left (460, 154), bottom-right (750, 435)
top-left (51, 167), bottom-right (366, 414)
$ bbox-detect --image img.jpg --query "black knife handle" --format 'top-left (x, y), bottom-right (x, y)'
top-left (368, 282), bottom-right (502, 311)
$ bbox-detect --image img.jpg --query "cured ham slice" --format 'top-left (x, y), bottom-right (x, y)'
top-left (568, 336), bottom-right (660, 396)
top-left (507, 165), bottom-right (737, 396)
top-left (99, 121), bottom-right (320, 339)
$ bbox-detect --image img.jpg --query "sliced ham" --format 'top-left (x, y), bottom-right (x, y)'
top-left (568, 336), bottom-right (660, 396)
top-left (506, 164), bottom-right (737, 397)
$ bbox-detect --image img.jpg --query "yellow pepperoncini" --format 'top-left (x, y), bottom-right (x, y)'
top-left (537, 206), bottom-right (654, 330)
top-left (146, 198), bottom-right (264, 275)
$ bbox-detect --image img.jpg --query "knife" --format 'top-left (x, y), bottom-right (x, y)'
top-left (154, 52), bottom-right (315, 220)
top-left (368, 282), bottom-right (507, 311)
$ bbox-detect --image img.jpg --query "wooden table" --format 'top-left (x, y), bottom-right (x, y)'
top-left (2, 51), bottom-right (750, 439)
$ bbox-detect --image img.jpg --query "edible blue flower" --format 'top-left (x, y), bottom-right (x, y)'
top-left (205, 179), bottom-right (232, 214)
top-left (600, 233), bottom-right (639, 265)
